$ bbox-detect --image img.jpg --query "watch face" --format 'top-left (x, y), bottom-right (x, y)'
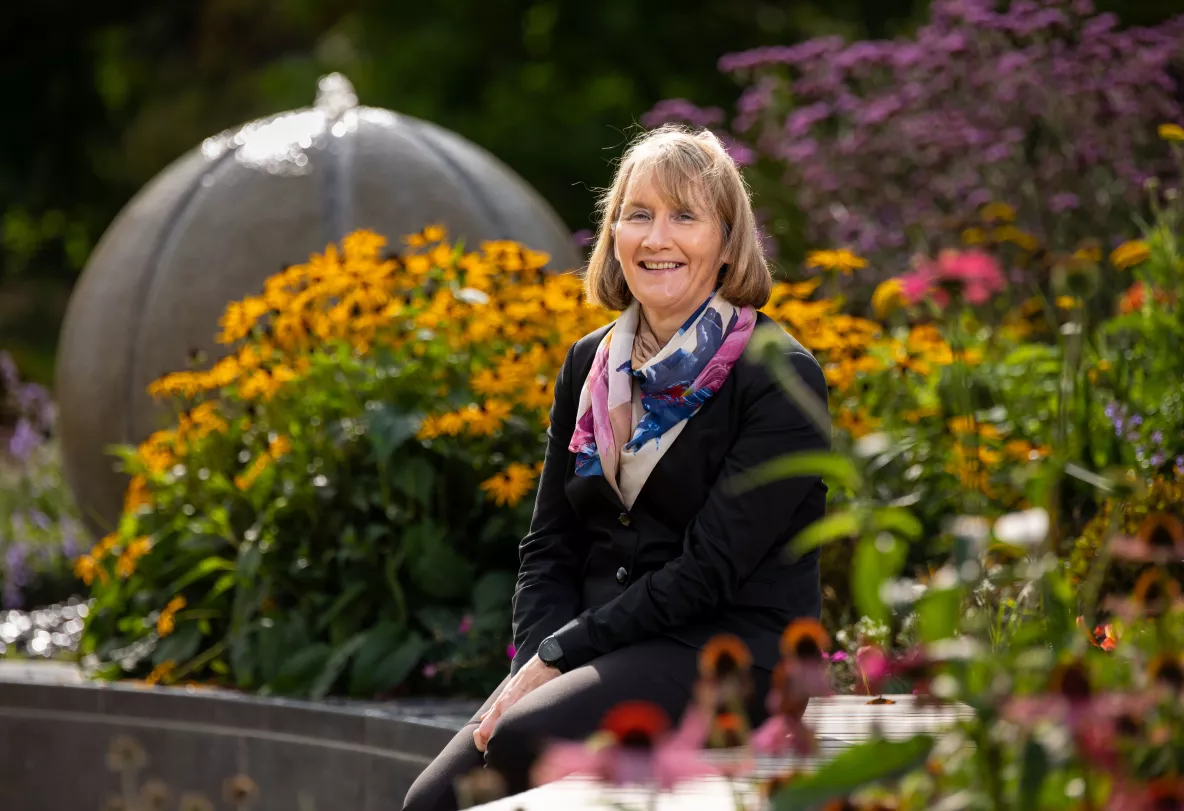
top-left (539, 638), bottom-right (560, 663)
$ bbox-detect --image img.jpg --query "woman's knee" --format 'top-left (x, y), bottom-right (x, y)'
top-left (483, 712), bottom-right (548, 795)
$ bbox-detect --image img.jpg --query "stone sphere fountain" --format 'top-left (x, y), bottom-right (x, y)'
top-left (55, 73), bottom-right (580, 535)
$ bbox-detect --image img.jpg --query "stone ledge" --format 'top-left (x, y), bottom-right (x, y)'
top-left (0, 660), bottom-right (478, 811)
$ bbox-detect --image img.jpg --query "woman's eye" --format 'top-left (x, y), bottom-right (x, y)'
top-left (677, 212), bottom-right (695, 221)
top-left (628, 211), bottom-right (649, 221)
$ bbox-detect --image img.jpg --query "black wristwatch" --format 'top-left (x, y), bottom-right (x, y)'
top-left (537, 636), bottom-right (566, 672)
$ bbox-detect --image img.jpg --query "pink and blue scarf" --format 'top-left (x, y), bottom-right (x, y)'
top-left (569, 291), bottom-right (757, 507)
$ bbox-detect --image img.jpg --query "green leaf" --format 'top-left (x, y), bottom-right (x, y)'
top-left (869, 507), bottom-right (923, 540)
top-left (728, 451), bottom-right (861, 494)
top-left (309, 633), bottom-right (369, 700)
top-left (365, 405), bottom-right (419, 463)
top-left (1018, 738), bottom-right (1050, 811)
top-left (773, 735), bottom-right (934, 809)
top-left (349, 620), bottom-right (405, 696)
top-left (366, 633), bottom-right (429, 696)
top-left (472, 571), bottom-right (516, 612)
top-left (389, 456), bottom-right (437, 508)
top-left (315, 581), bottom-right (368, 635)
top-left (269, 643), bottom-right (333, 697)
top-left (916, 587), bottom-right (962, 642)
top-left (852, 534), bottom-right (907, 624)
top-left (790, 511), bottom-right (863, 556)
top-left (151, 623), bottom-right (201, 667)
top-left (166, 555), bottom-right (235, 594)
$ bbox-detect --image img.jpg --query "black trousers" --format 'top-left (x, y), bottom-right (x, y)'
top-left (401, 638), bottom-right (771, 811)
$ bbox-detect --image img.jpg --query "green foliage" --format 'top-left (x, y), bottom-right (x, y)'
top-left (76, 229), bottom-right (606, 698)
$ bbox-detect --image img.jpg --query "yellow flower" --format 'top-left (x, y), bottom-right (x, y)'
top-left (123, 475), bottom-right (153, 514)
top-left (1056, 296), bottom-right (1083, 309)
top-left (961, 227), bottom-right (986, 245)
top-left (992, 225), bottom-right (1039, 252)
top-left (157, 596), bottom-right (187, 638)
top-left (480, 463), bottom-right (537, 506)
top-left (73, 554), bottom-right (107, 586)
top-left (145, 660), bottom-right (176, 686)
top-left (871, 278), bottom-right (905, 319)
top-left (116, 536), bottom-right (153, 579)
top-left (423, 224), bottom-right (447, 243)
top-left (465, 400), bottom-right (513, 436)
top-left (234, 454), bottom-right (271, 491)
top-left (268, 435), bottom-right (292, 458)
top-left (1110, 240), bottom-right (1150, 270)
top-left (805, 249), bottom-right (868, 274)
top-left (947, 416), bottom-right (977, 435)
top-left (834, 407), bottom-right (880, 438)
top-left (980, 202), bottom-right (1016, 223)
top-left (1073, 243), bottom-right (1102, 263)
top-left (1158, 123), bottom-right (1184, 142)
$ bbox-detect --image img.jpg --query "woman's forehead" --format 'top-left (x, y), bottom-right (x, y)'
top-left (622, 167), bottom-right (709, 209)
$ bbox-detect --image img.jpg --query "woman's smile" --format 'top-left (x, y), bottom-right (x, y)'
top-left (638, 260), bottom-right (686, 272)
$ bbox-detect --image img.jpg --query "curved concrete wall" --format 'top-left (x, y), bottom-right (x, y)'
top-left (0, 667), bottom-right (474, 811)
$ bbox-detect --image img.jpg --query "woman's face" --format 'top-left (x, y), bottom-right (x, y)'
top-left (613, 170), bottom-right (724, 322)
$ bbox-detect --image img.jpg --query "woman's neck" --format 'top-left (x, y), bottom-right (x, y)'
top-left (639, 305), bottom-right (690, 347)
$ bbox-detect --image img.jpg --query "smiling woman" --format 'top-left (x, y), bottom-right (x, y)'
top-left (402, 125), bottom-right (830, 811)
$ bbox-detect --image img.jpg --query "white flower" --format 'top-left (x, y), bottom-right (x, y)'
top-left (992, 508), bottom-right (1049, 546)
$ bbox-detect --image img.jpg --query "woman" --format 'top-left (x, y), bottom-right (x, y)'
top-left (402, 125), bottom-right (830, 811)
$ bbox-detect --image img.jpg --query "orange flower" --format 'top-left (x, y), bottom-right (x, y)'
top-left (599, 701), bottom-right (670, 747)
top-left (698, 634), bottom-right (753, 680)
top-left (1148, 653), bottom-right (1184, 694)
top-left (1110, 513), bottom-right (1184, 563)
top-left (1048, 659), bottom-right (1091, 704)
top-left (780, 618), bottom-right (830, 661)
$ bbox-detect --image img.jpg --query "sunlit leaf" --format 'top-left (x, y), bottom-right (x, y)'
top-left (773, 735), bottom-right (934, 809)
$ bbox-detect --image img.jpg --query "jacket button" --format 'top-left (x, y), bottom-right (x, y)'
top-left (615, 567), bottom-right (628, 584)
top-left (618, 512), bottom-right (631, 526)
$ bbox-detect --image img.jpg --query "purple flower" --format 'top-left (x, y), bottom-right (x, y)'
top-left (2, 542), bottom-right (29, 609)
top-left (7, 419), bottom-right (40, 461)
top-left (458, 615), bottom-right (473, 635)
top-left (1151, 431), bottom-right (1164, 446)
top-left (1150, 452), bottom-right (1166, 467)
top-left (421, 663), bottom-right (438, 679)
top-left (1050, 193), bottom-right (1080, 212)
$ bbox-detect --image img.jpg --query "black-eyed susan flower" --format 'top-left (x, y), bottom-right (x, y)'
top-left (157, 596), bottom-right (187, 637)
top-left (479, 463), bottom-right (537, 507)
top-left (1110, 240), bottom-right (1151, 270)
top-left (1158, 123), bottom-right (1184, 142)
top-left (806, 248), bottom-right (868, 274)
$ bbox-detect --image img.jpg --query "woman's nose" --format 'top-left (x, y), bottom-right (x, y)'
top-left (640, 218), bottom-right (672, 250)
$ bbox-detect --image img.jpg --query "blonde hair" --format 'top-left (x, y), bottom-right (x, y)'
top-left (584, 124), bottom-right (772, 311)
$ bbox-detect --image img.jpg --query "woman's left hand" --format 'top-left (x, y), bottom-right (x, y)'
top-left (473, 655), bottom-right (562, 752)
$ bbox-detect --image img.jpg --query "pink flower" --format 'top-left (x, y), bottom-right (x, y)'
top-left (421, 664), bottom-right (438, 679)
top-left (458, 615), bottom-right (473, 634)
top-left (532, 702), bottom-right (717, 790)
top-left (750, 713), bottom-right (815, 756)
top-left (828, 650), bottom-right (848, 663)
top-left (898, 249), bottom-right (1006, 307)
top-left (506, 643), bottom-right (517, 660)
top-left (855, 645), bottom-right (890, 693)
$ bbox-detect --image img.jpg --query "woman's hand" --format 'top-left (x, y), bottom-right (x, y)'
top-left (473, 655), bottom-right (562, 752)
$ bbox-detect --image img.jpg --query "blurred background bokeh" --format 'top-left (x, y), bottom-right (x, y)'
top-left (4, 0), bottom-right (1177, 384)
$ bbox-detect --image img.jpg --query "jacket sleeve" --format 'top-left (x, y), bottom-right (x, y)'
top-left (509, 342), bottom-right (587, 676)
top-left (549, 350), bottom-right (831, 671)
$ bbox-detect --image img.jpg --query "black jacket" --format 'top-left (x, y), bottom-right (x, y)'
top-left (509, 311), bottom-right (830, 676)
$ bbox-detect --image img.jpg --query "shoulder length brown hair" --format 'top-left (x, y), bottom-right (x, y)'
top-left (583, 125), bottom-right (772, 311)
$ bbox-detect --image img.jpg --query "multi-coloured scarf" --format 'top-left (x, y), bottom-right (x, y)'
top-left (568, 291), bottom-right (757, 508)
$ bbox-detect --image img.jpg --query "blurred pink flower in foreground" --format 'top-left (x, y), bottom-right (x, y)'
top-left (899, 249), bottom-right (1006, 307)
top-left (532, 701), bottom-right (716, 790)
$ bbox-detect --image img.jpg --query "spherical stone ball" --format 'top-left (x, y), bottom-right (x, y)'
top-left (56, 73), bottom-right (581, 536)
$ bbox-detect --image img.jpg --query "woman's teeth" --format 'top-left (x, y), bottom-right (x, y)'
top-left (642, 261), bottom-right (683, 270)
